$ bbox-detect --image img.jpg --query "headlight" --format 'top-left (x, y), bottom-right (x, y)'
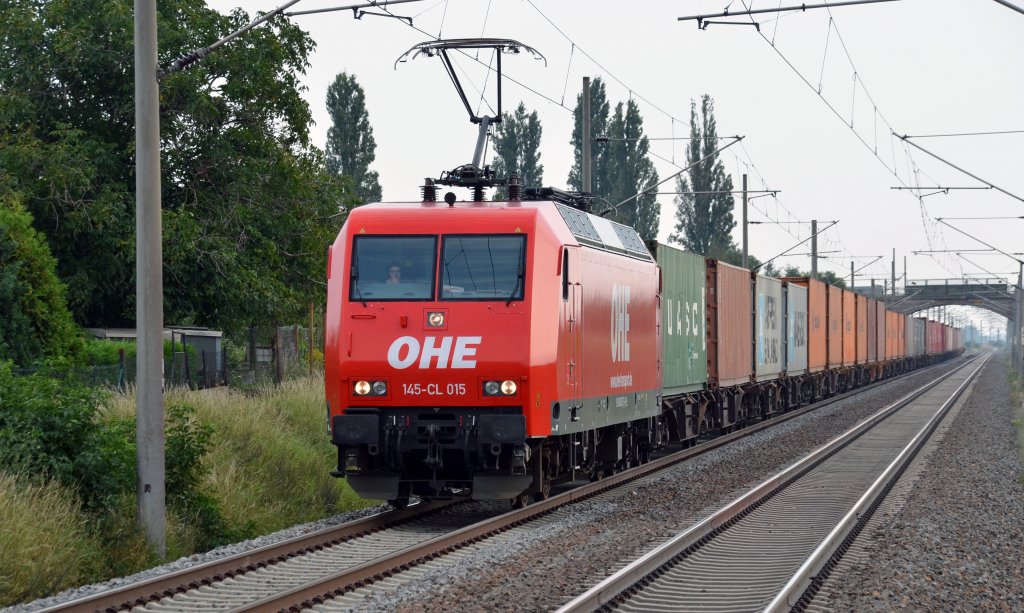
top-left (427, 311), bottom-right (446, 327)
top-left (353, 380), bottom-right (387, 396)
top-left (483, 380), bottom-right (517, 396)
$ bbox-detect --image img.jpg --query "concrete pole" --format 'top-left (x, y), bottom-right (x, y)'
top-left (891, 248), bottom-right (896, 298)
top-left (582, 77), bottom-right (592, 194)
top-left (810, 219), bottom-right (818, 279)
top-left (1017, 263), bottom-right (1023, 370)
top-left (134, 0), bottom-right (165, 558)
top-left (742, 174), bottom-right (748, 269)
top-left (850, 261), bottom-right (855, 289)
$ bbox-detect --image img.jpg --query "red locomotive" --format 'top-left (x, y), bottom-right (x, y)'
top-left (325, 188), bottom-right (660, 506)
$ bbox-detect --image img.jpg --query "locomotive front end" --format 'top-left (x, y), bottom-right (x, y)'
top-left (325, 202), bottom-right (540, 503)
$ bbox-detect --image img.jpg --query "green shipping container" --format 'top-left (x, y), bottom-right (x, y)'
top-left (652, 243), bottom-right (708, 395)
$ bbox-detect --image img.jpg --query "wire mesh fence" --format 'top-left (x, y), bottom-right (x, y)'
top-left (14, 314), bottom-right (326, 392)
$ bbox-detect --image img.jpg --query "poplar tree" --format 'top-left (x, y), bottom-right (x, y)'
top-left (670, 95), bottom-right (736, 256)
top-left (569, 78), bottom-right (661, 241)
top-left (326, 72), bottom-right (382, 203)
top-left (605, 99), bottom-right (660, 241)
top-left (490, 102), bottom-right (544, 200)
top-left (567, 77), bottom-right (611, 195)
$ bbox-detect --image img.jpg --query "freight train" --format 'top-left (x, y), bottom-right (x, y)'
top-left (324, 188), bottom-right (964, 507)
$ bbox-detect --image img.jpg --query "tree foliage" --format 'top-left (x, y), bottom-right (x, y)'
top-left (568, 78), bottom-right (661, 240)
top-left (605, 100), bottom-right (660, 241)
top-left (490, 102), bottom-right (543, 200)
top-left (781, 265), bottom-right (847, 288)
top-left (669, 95), bottom-right (735, 256)
top-left (325, 71), bottom-right (382, 203)
top-left (0, 1), bottom-right (357, 333)
top-left (568, 77), bottom-right (611, 197)
top-left (0, 193), bottom-right (81, 366)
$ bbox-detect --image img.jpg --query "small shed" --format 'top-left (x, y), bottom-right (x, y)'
top-left (88, 326), bottom-right (224, 387)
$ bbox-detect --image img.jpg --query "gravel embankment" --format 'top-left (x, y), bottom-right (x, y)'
top-left (824, 354), bottom-right (1024, 612)
top-left (11, 503), bottom-right (392, 613)
top-left (339, 359), bottom-right (977, 612)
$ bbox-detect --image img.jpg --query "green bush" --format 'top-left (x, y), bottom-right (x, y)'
top-left (78, 337), bottom-right (198, 367)
top-left (0, 364), bottom-right (227, 546)
top-left (0, 193), bottom-right (82, 366)
top-left (0, 362), bottom-right (130, 509)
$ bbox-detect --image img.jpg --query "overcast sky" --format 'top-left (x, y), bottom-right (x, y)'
top-left (206, 0), bottom-right (1023, 334)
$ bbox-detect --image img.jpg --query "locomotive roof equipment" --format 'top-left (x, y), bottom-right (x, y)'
top-left (396, 38), bottom-right (546, 200)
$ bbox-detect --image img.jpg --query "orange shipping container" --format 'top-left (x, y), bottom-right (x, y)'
top-left (885, 311), bottom-right (899, 359)
top-left (897, 312), bottom-right (906, 358)
top-left (875, 301), bottom-right (886, 361)
top-left (867, 298), bottom-right (878, 363)
top-left (782, 277), bottom-right (826, 372)
top-left (706, 259), bottom-right (753, 388)
top-left (827, 285), bottom-right (843, 368)
top-left (842, 289), bottom-right (855, 367)
top-left (856, 294), bottom-right (868, 365)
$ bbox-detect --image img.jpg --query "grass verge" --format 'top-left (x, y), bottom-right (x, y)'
top-left (3, 374), bottom-right (371, 607)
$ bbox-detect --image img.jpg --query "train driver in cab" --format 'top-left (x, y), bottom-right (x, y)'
top-left (386, 263), bottom-right (402, 284)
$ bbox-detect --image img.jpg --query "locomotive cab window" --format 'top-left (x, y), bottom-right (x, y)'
top-left (350, 235), bottom-right (436, 301)
top-left (440, 235), bottom-right (526, 301)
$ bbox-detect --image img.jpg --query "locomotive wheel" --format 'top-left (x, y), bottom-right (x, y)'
top-left (533, 479), bottom-right (552, 502)
top-left (511, 493), bottom-right (530, 509)
top-left (388, 484), bottom-right (411, 510)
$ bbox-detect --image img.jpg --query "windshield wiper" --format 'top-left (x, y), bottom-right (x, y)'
top-left (351, 257), bottom-right (367, 307)
top-left (506, 244), bottom-right (524, 306)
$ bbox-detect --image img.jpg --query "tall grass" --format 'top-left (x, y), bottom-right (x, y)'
top-left (0, 473), bottom-right (103, 606)
top-left (1, 375), bottom-right (370, 607)
top-left (107, 374), bottom-right (369, 537)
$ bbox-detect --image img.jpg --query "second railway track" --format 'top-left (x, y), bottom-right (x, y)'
top-left (558, 354), bottom-right (986, 613)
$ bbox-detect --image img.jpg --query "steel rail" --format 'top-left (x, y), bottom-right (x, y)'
top-left (555, 354), bottom-right (980, 613)
top-left (38, 500), bottom-right (455, 613)
top-left (229, 358), bottom-right (967, 612)
top-left (768, 355), bottom-right (987, 611)
top-left (40, 357), bottom-right (962, 613)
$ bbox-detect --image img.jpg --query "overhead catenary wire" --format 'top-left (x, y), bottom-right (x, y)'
top-left (373, 0), bottom-right (865, 277)
top-left (724, 0), bottom-right (962, 278)
top-left (897, 134), bottom-right (1024, 205)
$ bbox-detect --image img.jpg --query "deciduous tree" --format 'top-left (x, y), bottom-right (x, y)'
top-left (490, 102), bottom-right (543, 200)
top-left (325, 71), bottom-right (382, 203)
top-left (0, 1), bottom-right (357, 333)
top-left (669, 95), bottom-right (735, 256)
top-left (605, 99), bottom-right (660, 241)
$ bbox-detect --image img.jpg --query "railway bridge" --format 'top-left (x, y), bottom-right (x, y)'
top-left (885, 278), bottom-right (1018, 319)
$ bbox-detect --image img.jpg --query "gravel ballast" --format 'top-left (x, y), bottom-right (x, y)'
top-left (824, 353), bottom-right (1024, 611)
top-left (333, 358), bottom-right (994, 612)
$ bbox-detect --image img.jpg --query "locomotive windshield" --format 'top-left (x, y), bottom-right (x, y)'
top-left (349, 235), bottom-right (436, 301)
top-left (440, 235), bottom-right (526, 301)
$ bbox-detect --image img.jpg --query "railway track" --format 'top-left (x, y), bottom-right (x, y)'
top-left (557, 354), bottom-right (985, 613)
top-left (39, 358), bottom-right (963, 613)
